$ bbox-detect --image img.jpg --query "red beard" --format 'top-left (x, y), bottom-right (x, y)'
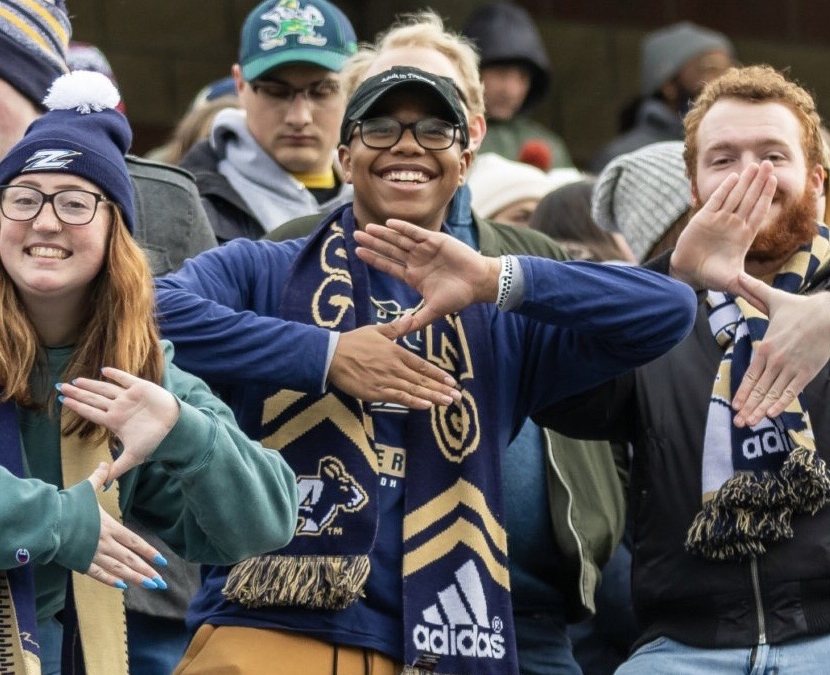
top-left (745, 184), bottom-right (818, 264)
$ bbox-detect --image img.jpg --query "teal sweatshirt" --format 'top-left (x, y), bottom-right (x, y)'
top-left (3, 341), bottom-right (298, 622)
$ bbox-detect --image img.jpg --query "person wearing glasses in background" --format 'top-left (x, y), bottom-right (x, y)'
top-left (179, 0), bottom-right (357, 242)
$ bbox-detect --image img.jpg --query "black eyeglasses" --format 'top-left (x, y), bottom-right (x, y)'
top-left (0, 185), bottom-right (109, 225)
top-left (351, 117), bottom-right (467, 151)
top-left (250, 78), bottom-right (341, 110)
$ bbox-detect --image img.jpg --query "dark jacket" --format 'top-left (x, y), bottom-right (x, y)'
top-left (127, 155), bottom-right (217, 275)
top-left (267, 211), bottom-right (628, 620)
top-left (126, 155), bottom-right (218, 618)
top-left (590, 100), bottom-right (685, 174)
top-left (462, 1), bottom-right (550, 111)
top-left (179, 140), bottom-right (264, 242)
top-left (535, 253), bottom-right (830, 648)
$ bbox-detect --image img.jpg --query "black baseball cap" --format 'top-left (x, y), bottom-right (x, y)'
top-left (340, 66), bottom-right (470, 148)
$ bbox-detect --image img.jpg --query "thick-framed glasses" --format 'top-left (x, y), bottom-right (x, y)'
top-left (0, 185), bottom-right (109, 226)
top-left (352, 117), bottom-right (465, 151)
top-left (250, 78), bottom-right (341, 110)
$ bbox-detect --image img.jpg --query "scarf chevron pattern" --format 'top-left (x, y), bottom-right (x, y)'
top-left (222, 206), bottom-right (518, 674)
top-left (686, 225), bottom-right (830, 560)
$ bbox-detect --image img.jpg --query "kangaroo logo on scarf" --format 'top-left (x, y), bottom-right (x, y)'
top-left (297, 456), bottom-right (368, 534)
top-left (260, 0), bottom-right (327, 49)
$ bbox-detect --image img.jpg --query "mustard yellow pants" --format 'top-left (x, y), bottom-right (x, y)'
top-left (174, 624), bottom-right (404, 675)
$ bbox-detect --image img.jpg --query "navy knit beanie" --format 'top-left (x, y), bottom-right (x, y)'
top-left (0, 70), bottom-right (135, 231)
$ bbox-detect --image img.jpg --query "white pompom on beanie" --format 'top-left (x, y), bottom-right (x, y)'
top-left (0, 70), bottom-right (134, 231)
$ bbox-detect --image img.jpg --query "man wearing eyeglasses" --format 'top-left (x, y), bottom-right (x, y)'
top-left (179, 0), bottom-right (357, 242)
top-left (163, 64), bottom-right (698, 675)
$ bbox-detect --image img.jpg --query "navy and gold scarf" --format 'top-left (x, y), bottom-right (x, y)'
top-left (0, 401), bottom-right (40, 675)
top-left (223, 206), bottom-right (518, 674)
top-left (0, 400), bottom-right (129, 675)
top-left (686, 225), bottom-right (830, 560)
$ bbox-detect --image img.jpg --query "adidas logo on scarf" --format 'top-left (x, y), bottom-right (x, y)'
top-left (412, 560), bottom-right (506, 662)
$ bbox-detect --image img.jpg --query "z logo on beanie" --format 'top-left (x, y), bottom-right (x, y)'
top-left (23, 149), bottom-right (82, 172)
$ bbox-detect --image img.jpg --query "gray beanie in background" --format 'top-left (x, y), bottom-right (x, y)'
top-left (591, 141), bottom-right (691, 262)
top-left (640, 21), bottom-right (734, 97)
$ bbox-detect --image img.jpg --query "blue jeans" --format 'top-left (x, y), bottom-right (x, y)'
top-left (127, 610), bottom-right (191, 675)
top-left (615, 634), bottom-right (830, 675)
top-left (37, 617), bottom-right (62, 675)
top-left (569, 541), bottom-right (637, 675)
top-left (514, 612), bottom-right (582, 675)
top-left (38, 612), bottom-right (188, 675)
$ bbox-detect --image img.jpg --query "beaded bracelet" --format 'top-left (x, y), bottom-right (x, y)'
top-left (496, 255), bottom-right (513, 310)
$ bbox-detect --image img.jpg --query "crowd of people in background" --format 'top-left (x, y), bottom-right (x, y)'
top-left (2, 1), bottom-right (830, 675)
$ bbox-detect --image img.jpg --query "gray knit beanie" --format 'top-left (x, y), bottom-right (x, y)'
top-left (640, 21), bottom-right (734, 97)
top-left (591, 141), bottom-right (691, 262)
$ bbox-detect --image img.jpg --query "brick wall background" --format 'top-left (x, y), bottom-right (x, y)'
top-left (70, 0), bottom-right (830, 167)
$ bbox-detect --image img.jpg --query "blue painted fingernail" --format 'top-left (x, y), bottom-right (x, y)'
top-left (152, 576), bottom-right (168, 590)
top-left (54, 383), bottom-right (62, 392)
top-left (57, 395), bottom-right (65, 404)
top-left (153, 554), bottom-right (168, 566)
top-left (114, 580), bottom-right (127, 590)
top-left (141, 578), bottom-right (158, 589)
top-left (103, 480), bottom-right (113, 492)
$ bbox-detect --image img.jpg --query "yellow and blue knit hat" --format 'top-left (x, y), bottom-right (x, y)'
top-left (0, 70), bottom-right (135, 231)
top-left (0, 0), bottom-right (71, 108)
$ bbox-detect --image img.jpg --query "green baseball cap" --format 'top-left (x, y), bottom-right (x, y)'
top-left (239, 0), bottom-right (357, 81)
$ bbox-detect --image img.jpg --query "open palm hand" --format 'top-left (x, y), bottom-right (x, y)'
top-left (59, 368), bottom-right (180, 483)
top-left (354, 219), bottom-right (499, 331)
top-left (670, 161), bottom-right (777, 292)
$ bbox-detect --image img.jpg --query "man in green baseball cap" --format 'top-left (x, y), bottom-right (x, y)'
top-left (180, 0), bottom-right (358, 242)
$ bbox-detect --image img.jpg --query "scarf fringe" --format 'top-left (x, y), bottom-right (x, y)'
top-left (222, 554), bottom-right (371, 609)
top-left (686, 446), bottom-right (830, 561)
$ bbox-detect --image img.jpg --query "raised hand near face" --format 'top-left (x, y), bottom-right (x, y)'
top-left (58, 368), bottom-right (180, 484)
top-left (354, 219), bottom-right (501, 332)
top-left (669, 161), bottom-right (777, 292)
top-left (731, 272), bottom-right (830, 427)
top-left (83, 462), bottom-right (168, 591)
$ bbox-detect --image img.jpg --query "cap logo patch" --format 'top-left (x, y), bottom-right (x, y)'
top-left (380, 72), bottom-right (438, 87)
top-left (23, 150), bottom-right (82, 172)
top-left (260, 0), bottom-right (327, 49)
